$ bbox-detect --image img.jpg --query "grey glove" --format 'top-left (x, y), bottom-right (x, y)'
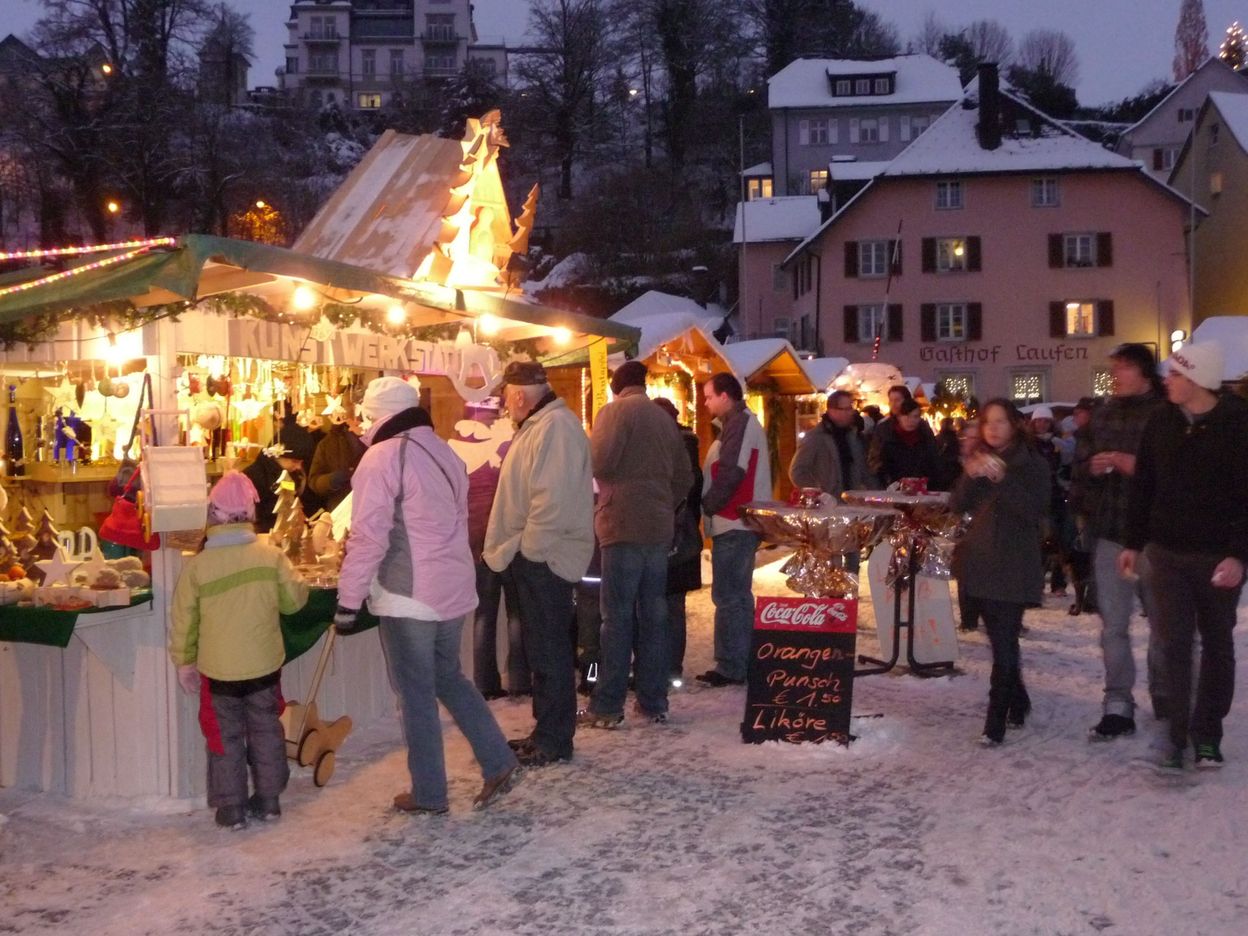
top-left (333, 605), bottom-right (361, 636)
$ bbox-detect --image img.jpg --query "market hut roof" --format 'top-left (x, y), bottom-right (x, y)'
top-left (0, 235), bottom-right (638, 359)
top-left (802, 356), bottom-right (849, 392)
top-left (720, 338), bottom-right (815, 394)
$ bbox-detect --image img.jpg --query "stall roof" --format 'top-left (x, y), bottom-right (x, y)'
top-left (0, 235), bottom-right (639, 359)
top-left (802, 357), bottom-right (849, 392)
top-left (720, 338), bottom-right (815, 394)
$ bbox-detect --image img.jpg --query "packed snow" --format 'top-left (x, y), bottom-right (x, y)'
top-left (2, 553), bottom-right (1247, 935)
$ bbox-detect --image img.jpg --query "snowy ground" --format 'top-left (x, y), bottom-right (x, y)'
top-left (3, 551), bottom-right (1248, 936)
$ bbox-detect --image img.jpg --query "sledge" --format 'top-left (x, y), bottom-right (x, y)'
top-left (280, 625), bottom-right (353, 787)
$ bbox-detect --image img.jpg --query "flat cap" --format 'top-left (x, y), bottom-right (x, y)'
top-left (498, 360), bottom-right (548, 387)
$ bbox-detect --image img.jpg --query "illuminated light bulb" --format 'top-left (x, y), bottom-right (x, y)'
top-left (1170, 328), bottom-right (1186, 342)
top-left (628, 88), bottom-right (639, 97)
top-left (106, 200), bottom-right (120, 214)
top-left (1172, 339), bottom-right (1185, 352)
top-left (953, 244), bottom-right (964, 257)
top-left (478, 313), bottom-right (500, 335)
top-left (670, 678), bottom-right (683, 689)
top-left (552, 326), bottom-right (572, 345)
top-left (101, 63), bottom-right (113, 75)
top-left (292, 285), bottom-right (317, 311)
top-left (255, 199), bottom-right (267, 209)
top-left (386, 303), bottom-right (407, 325)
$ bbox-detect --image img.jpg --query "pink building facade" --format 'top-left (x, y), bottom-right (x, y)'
top-left (765, 73), bottom-right (1196, 404)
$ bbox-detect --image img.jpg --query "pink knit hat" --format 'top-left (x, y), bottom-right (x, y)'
top-left (207, 470), bottom-right (259, 525)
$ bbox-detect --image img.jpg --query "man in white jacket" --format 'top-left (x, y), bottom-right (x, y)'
top-left (484, 362), bottom-right (594, 766)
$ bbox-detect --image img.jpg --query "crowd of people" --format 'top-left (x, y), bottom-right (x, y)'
top-left (170, 341), bottom-right (1247, 829)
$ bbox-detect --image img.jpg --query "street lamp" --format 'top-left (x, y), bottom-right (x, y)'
top-left (255, 199), bottom-right (267, 209)
top-left (105, 200), bottom-right (120, 215)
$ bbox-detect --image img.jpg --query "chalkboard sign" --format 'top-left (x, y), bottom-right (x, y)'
top-left (741, 596), bottom-right (857, 745)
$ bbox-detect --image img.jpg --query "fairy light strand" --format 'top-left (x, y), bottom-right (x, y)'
top-left (0, 246), bottom-right (157, 300)
top-left (0, 237), bottom-right (176, 263)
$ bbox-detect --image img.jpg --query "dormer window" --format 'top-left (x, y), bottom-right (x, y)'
top-left (874, 77), bottom-right (889, 94)
top-left (836, 79), bottom-right (851, 95)
top-left (855, 78), bottom-right (871, 94)
top-left (828, 72), bottom-right (895, 97)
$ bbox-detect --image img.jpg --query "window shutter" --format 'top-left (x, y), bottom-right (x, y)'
top-left (1097, 300), bottom-right (1115, 336)
top-left (967, 303), bottom-right (983, 341)
top-left (890, 240), bottom-right (902, 276)
top-left (900, 115), bottom-right (911, 141)
top-left (1097, 232), bottom-right (1113, 267)
top-left (844, 241), bottom-right (858, 278)
top-left (967, 236), bottom-right (982, 272)
top-left (844, 305), bottom-right (859, 343)
top-left (878, 117), bottom-right (890, 142)
top-left (849, 118), bottom-right (860, 143)
top-left (921, 304), bottom-right (936, 342)
top-left (1049, 301), bottom-right (1066, 338)
top-left (829, 119), bottom-right (839, 144)
top-left (888, 304), bottom-right (903, 342)
top-left (1048, 234), bottom-right (1063, 269)
top-left (799, 120), bottom-right (810, 146)
top-left (921, 237), bottom-right (936, 273)
top-left (1153, 148), bottom-right (1164, 170)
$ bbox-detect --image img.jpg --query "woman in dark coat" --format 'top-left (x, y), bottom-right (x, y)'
top-left (655, 398), bottom-right (702, 686)
top-left (951, 398), bottom-right (1051, 745)
top-left (875, 398), bottom-right (943, 489)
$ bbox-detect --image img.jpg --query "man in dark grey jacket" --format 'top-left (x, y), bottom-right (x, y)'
top-left (789, 390), bottom-right (867, 498)
top-left (581, 361), bottom-right (693, 727)
top-left (1071, 343), bottom-right (1169, 740)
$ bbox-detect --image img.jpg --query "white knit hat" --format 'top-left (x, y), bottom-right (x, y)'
top-left (360, 376), bottom-right (421, 423)
top-left (1030, 405), bottom-right (1054, 421)
top-left (1165, 343), bottom-right (1225, 391)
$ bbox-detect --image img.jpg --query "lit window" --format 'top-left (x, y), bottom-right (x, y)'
top-left (1065, 301), bottom-right (1096, 337)
top-left (1011, 372), bottom-right (1044, 405)
top-left (939, 374), bottom-right (974, 398)
top-left (936, 238), bottom-right (967, 272)
top-left (936, 180), bottom-right (963, 209)
top-left (874, 77), bottom-right (889, 94)
top-left (1032, 178), bottom-right (1059, 207)
top-left (1093, 369), bottom-right (1113, 397)
top-left (836, 78), bottom-right (851, 95)
top-left (1064, 234), bottom-right (1095, 267)
top-left (855, 78), bottom-right (871, 94)
top-left (747, 178), bottom-right (773, 200)
top-left (808, 169), bottom-right (828, 194)
top-left (857, 304), bottom-right (887, 343)
top-left (859, 118), bottom-right (879, 143)
top-left (858, 240), bottom-right (890, 277)
top-left (358, 92), bottom-right (382, 109)
top-left (936, 303), bottom-right (967, 341)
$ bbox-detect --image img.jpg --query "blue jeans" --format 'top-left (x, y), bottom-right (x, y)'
top-left (592, 542), bottom-right (670, 717)
top-left (472, 561), bottom-right (531, 695)
top-left (710, 530), bottom-right (760, 681)
top-left (1094, 538), bottom-right (1165, 717)
top-left (378, 616), bottom-right (518, 811)
top-left (503, 555), bottom-right (577, 758)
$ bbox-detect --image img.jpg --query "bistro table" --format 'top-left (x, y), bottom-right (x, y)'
top-left (842, 490), bottom-right (961, 677)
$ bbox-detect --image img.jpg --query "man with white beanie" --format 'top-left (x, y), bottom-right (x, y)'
top-left (334, 376), bottom-right (520, 812)
top-left (1121, 342), bottom-right (1248, 770)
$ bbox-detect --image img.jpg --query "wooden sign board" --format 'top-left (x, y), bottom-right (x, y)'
top-left (741, 596), bottom-right (856, 745)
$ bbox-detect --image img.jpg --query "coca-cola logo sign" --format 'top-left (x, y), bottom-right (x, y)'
top-left (755, 596), bottom-right (856, 634)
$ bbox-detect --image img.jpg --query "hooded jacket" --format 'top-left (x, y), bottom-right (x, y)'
top-left (483, 394), bottom-right (594, 583)
top-left (337, 407), bottom-right (478, 621)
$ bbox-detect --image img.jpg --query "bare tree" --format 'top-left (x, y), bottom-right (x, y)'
top-left (912, 11), bottom-right (945, 56)
top-left (1173, 0), bottom-right (1210, 80)
top-left (1017, 29), bottom-right (1079, 87)
top-left (516, 0), bottom-right (617, 199)
top-left (965, 20), bottom-right (1013, 67)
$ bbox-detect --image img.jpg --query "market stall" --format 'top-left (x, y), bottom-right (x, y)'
top-left (0, 205), bottom-right (636, 801)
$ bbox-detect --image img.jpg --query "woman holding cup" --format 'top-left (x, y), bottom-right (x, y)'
top-left (951, 399), bottom-right (1052, 745)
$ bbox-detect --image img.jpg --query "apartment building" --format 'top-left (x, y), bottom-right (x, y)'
top-left (281, 0), bottom-right (507, 111)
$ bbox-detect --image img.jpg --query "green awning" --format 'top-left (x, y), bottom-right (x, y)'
top-left (0, 234), bottom-right (638, 359)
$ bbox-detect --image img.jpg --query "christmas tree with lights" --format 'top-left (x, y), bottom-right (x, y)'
top-left (1221, 21), bottom-right (1247, 70)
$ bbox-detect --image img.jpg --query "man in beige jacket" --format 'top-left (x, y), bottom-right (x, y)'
top-left (484, 361), bottom-right (594, 766)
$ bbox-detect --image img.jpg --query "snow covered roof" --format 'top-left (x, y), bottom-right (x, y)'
top-left (1190, 317), bottom-right (1248, 380)
top-left (1207, 91), bottom-right (1248, 153)
top-left (828, 159), bottom-right (891, 182)
top-left (720, 338), bottom-right (815, 394)
top-left (883, 81), bottom-right (1134, 177)
top-left (1120, 57), bottom-right (1242, 137)
top-left (768, 55), bottom-right (962, 110)
top-left (802, 357), bottom-right (849, 391)
top-left (733, 197), bottom-right (822, 244)
top-left (612, 290), bottom-right (721, 328)
top-left (742, 161), bottom-right (773, 177)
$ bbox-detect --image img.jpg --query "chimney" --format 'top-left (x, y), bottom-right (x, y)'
top-left (976, 62), bottom-right (1002, 151)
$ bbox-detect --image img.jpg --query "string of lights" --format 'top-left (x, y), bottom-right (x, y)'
top-left (0, 246), bottom-right (159, 301)
top-left (0, 237), bottom-right (176, 263)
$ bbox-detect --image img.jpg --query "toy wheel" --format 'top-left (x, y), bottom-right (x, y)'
top-left (297, 728), bottom-right (322, 767)
top-left (313, 750), bottom-right (335, 787)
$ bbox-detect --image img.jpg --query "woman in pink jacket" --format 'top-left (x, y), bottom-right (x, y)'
top-left (332, 377), bottom-right (520, 813)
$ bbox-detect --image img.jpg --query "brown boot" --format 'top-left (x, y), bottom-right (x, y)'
top-left (392, 792), bottom-right (448, 815)
top-left (472, 765), bottom-right (521, 811)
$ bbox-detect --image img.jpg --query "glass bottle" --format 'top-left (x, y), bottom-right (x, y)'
top-left (5, 385), bottom-right (24, 476)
